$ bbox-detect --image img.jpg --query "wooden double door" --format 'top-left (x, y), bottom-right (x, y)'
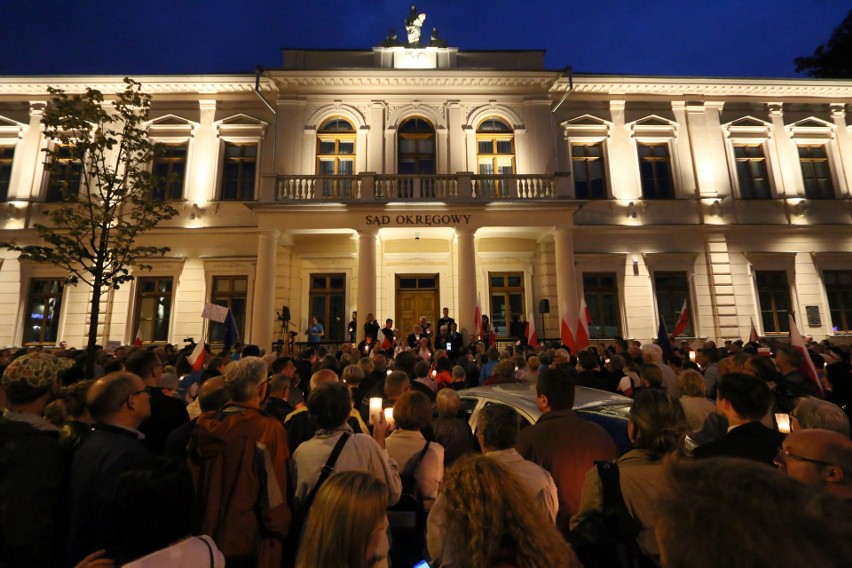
top-left (395, 274), bottom-right (439, 337)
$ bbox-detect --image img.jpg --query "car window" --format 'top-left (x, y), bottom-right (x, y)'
top-left (457, 397), bottom-right (479, 424)
top-left (482, 401), bottom-right (533, 431)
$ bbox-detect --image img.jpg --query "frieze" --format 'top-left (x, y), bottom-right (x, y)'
top-left (366, 213), bottom-right (472, 227)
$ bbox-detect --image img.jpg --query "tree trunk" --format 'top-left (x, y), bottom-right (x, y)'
top-left (85, 281), bottom-right (102, 380)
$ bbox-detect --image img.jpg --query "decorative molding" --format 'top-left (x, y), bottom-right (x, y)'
top-left (555, 77), bottom-right (852, 99)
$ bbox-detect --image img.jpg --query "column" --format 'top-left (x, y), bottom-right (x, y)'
top-left (356, 228), bottom-right (378, 343)
top-left (187, 99), bottom-right (217, 204)
top-left (608, 100), bottom-right (640, 200)
top-left (456, 228), bottom-right (477, 337)
top-left (251, 230), bottom-right (279, 351)
top-left (553, 227), bottom-right (578, 328)
top-left (830, 104), bottom-right (852, 197)
top-left (9, 101), bottom-right (46, 200)
top-left (767, 103), bottom-right (799, 197)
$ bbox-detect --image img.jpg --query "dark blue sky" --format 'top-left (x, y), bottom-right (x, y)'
top-left (2, 0), bottom-right (848, 77)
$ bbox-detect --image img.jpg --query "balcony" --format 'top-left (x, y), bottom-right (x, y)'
top-left (276, 173), bottom-right (568, 203)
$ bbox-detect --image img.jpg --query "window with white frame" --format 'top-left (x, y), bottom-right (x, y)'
top-left (215, 114), bottom-right (267, 202)
top-left (629, 116), bottom-right (679, 200)
top-left (563, 115), bottom-right (613, 200)
top-left (317, 118), bottom-right (356, 198)
top-left (23, 278), bottom-right (64, 345)
top-left (133, 276), bottom-right (174, 343)
top-left (733, 145), bottom-right (771, 199)
top-left (152, 143), bottom-right (188, 200)
top-left (45, 143), bottom-right (83, 202)
top-left (798, 145), bottom-right (834, 200)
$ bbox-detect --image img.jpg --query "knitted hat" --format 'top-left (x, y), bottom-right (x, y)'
top-left (2, 351), bottom-right (71, 396)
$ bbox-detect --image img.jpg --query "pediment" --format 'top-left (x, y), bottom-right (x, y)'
top-left (723, 115), bottom-right (772, 129)
top-left (786, 116), bottom-right (835, 130)
top-left (630, 115), bottom-right (678, 128)
top-left (563, 114), bottom-right (613, 127)
top-left (215, 113), bottom-right (268, 127)
top-left (214, 113), bottom-right (268, 140)
top-left (145, 114), bottom-right (198, 140)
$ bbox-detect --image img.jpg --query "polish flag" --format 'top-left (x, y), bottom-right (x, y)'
top-left (672, 300), bottom-right (690, 338)
top-left (788, 315), bottom-right (824, 396)
top-left (560, 306), bottom-right (577, 354)
top-left (575, 298), bottom-right (591, 351)
top-left (526, 312), bottom-right (538, 348)
top-left (133, 327), bottom-right (143, 347)
top-left (187, 341), bottom-right (206, 373)
top-left (749, 318), bottom-right (759, 344)
top-left (474, 299), bottom-right (483, 339)
top-left (381, 330), bottom-right (393, 351)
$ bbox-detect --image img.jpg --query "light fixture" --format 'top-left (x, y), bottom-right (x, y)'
top-left (626, 202), bottom-right (637, 219)
top-left (189, 203), bottom-right (203, 220)
top-left (709, 199), bottom-right (722, 217)
top-left (793, 200), bottom-right (809, 217)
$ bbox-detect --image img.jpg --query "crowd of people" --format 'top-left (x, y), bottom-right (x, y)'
top-left (1, 311), bottom-right (852, 567)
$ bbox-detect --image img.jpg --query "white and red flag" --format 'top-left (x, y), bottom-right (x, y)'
top-left (133, 327), bottom-right (143, 348)
top-left (672, 299), bottom-right (690, 338)
top-left (788, 315), bottom-right (824, 396)
top-left (526, 312), bottom-right (538, 348)
top-left (575, 298), bottom-right (592, 351)
top-left (474, 299), bottom-right (483, 339)
top-left (749, 317), bottom-right (759, 344)
top-left (187, 340), bottom-right (206, 372)
top-left (560, 305), bottom-right (577, 353)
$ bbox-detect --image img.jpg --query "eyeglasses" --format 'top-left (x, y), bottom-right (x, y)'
top-left (774, 447), bottom-right (835, 468)
top-left (124, 386), bottom-right (152, 405)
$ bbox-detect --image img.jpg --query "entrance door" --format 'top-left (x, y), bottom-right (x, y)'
top-left (396, 274), bottom-right (439, 337)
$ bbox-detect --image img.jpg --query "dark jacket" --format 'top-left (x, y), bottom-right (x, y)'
top-left (516, 408), bottom-right (617, 533)
top-left (693, 421), bottom-right (785, 466)
top-left (66, 423), bottom-right (149, 565)
top-left (139, 387), bottom-right (190, 455)
top-left (431, 417), bottom-right (475, 466)
top-left (0, 416), bottom-right (62, 568)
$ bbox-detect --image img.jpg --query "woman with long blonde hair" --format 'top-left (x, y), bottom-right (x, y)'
top-left (433, 454), bottom-right (578, 567)
top-left (297, 470), bottom-right (389, 568)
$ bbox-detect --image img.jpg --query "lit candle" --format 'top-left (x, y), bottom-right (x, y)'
top-left (688, 351), bottom-right (696, 363)
top-left (384, 407), bottom-right (395, 430)
top-left (369, 397), bottom-right (383, 420)
top-left (776, 413), bottom-right (791, 434)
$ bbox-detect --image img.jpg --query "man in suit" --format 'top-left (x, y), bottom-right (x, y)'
top-left (694, 372), bottom-right (785, 466)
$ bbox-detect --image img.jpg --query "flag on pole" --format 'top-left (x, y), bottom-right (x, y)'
top-left (657, 313), bottom-right (672, 364)
top-left (788, 315), bottom-right (824, 396)
top-left (381, 329), bottom-right (393, 351)
top-left (672, 299), bottom-right (690, 338)
top-left (560, 306), bottom-right (577, 353)
top-left (133, 327), bottom-right (143, 348)
top-left (223, 309), bottom-right (239, 351)
top-left (749, 317), bottom-right (759, 344)
top-left (187, 341), bottom-right (206, 372)
top-left (576, 298), bottom-right (591, 351)
top-left (526, 312), bottom-right (538, 348)
top-left (474, 299), bottom-right (483, 339)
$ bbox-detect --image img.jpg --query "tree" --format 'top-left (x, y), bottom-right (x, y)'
top-left (794, 10), bottom-right (852, 78)
top-left (2, 78), bottom-right (177, 378)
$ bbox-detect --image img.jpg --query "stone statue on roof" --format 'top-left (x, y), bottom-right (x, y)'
top-left (428, 27), bottom-right (448, 48)
top-left (405, 5), bottom-right (426, 47)
top-left (380, 29), bottom-right (402, 47)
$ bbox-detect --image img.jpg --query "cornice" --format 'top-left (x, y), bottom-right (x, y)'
top-left (0, 75), bottom-right (264, 96)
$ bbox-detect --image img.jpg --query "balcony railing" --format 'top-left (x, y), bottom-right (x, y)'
top-left (276, 173), bottom-right (568, 202)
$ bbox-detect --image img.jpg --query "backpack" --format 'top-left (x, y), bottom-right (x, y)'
top-left (387, 440), bottom-right (430, 534)
top-left (567, 461), bottom-right (657, 568)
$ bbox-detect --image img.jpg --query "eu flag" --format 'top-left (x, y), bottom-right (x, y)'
top-left (224, 309), bottom-right (239, 351)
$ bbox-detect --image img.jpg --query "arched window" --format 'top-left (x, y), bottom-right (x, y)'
top-left (398, 117), bottom-right (436, 174)
top-left (476, 118), bottom-right (515, 175)
top-left (317, 118), bottom-right (356, 197)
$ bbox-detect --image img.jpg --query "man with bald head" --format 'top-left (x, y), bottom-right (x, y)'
top-left (66, 371), bottom-right (151, 565)
top-left (284, 368), bottom-right (367, 453)
top-left (164, 377), bottom-right (230, 459)
top-left (776, 428), bottom-right (852, 502)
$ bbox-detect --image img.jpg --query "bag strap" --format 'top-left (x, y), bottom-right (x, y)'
top-left (304, 432), bottom-right (351, 509)
top-left (196, 536), bottom-right (214, 568)
top-left (406, 440), bottom-right (431, 476)
top-left (595, 461), bottom-right (644, 539)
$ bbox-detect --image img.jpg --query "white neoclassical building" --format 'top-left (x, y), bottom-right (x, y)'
top-left (0, 44), bottom-right (851, 351)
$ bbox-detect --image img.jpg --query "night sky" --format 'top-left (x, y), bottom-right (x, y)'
top-left (2, 0), bottom-right (848, 78)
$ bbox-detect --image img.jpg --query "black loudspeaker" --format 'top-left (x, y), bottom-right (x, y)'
top-left (538, 299), bottom-right (550, 314)
top-left (282, 306), bottom-right (291, 320)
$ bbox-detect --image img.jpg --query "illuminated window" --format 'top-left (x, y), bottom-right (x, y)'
top-left (152, 143), bottom-right (187, 200)
top-left (477, 118), bottom-right (515, 198)
top-left (45, 144), bottom-right (83, 202)
top-left (734, 145), bottom-right (771, 199)
top-left (23, 278), bottom-right (64, 345)
top-left (209, 276), bottom-right (248, 344)
top-left (654, 272), bottom-right (692, 336)
top-left (489, 272), bottom-right (524, 338)
top-left (824, 270), bottom-right (852, 334)
top-left (638, 143), bottom-right (674, 199)
top-left (398, 118), bottom-right (435, 175)
top-left (134, 277), bottom-right (173, 343)
top-left (0, 145), bottom-right (13, 202)
top-left (317, 118), bottom-right (356, 197)
top-left (572, 142), bottom-right (607, 199)
top-left (583, 273), bottom-right (621, 339)
top-left (798, 145), bottom-right (834, 199)
top-left (220, 142), bottom-right (257, 201)
top-left (755, 271), bottom-right (791, 334)
top-left (309, 274), bottom-right (346, 343)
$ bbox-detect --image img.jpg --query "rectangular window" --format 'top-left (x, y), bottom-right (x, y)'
top-left (755, 271), bottom-right (791, 334)
top-left (583, 273), bottom-right (621, 339)
top-left (309, 274), bottom-right (346, 343)
top-left (209, 276), bottom-right (248, 344)
top-left (152, 143), bottom-right (187, 200)
top-left (734, 145), bottom-right (771, 199)
top-left (654, 272), bottom-right (692, 336)
top-left (572, 143), bottom-right (607, 199)
top-left (489, 272), bottom-right (524, 338)
top-left (0, 145), bottom-right (14, 202)
top-left (824, 270), bottom-right (852, 334)
top-left (798, 145), bottom-right (834, 199)
top-left (638, 143), bottom-right (675, 199)
top-left (220, 142), bottom-right (257, 201)
top-left (45, 144), bottom-right (83, 202)
top-left (134, 277), bottom-right (174, 343)
top-left (23, 278), bottom-right (64, 345)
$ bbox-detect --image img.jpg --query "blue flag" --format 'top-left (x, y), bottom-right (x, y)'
top-left (224, 309), bottom-right (239, 351)
top-left (657, 313), bottom-right (672, 364)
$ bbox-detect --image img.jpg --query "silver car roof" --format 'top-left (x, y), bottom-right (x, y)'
top-left (458, 383), bottom-right (632, 416)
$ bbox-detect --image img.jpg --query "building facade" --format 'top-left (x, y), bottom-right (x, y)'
top-left (0, 45), bottom-right (851, 351)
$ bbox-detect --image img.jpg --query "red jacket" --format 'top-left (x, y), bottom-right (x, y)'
top-left (188, 403), bottom-right (291, 566)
